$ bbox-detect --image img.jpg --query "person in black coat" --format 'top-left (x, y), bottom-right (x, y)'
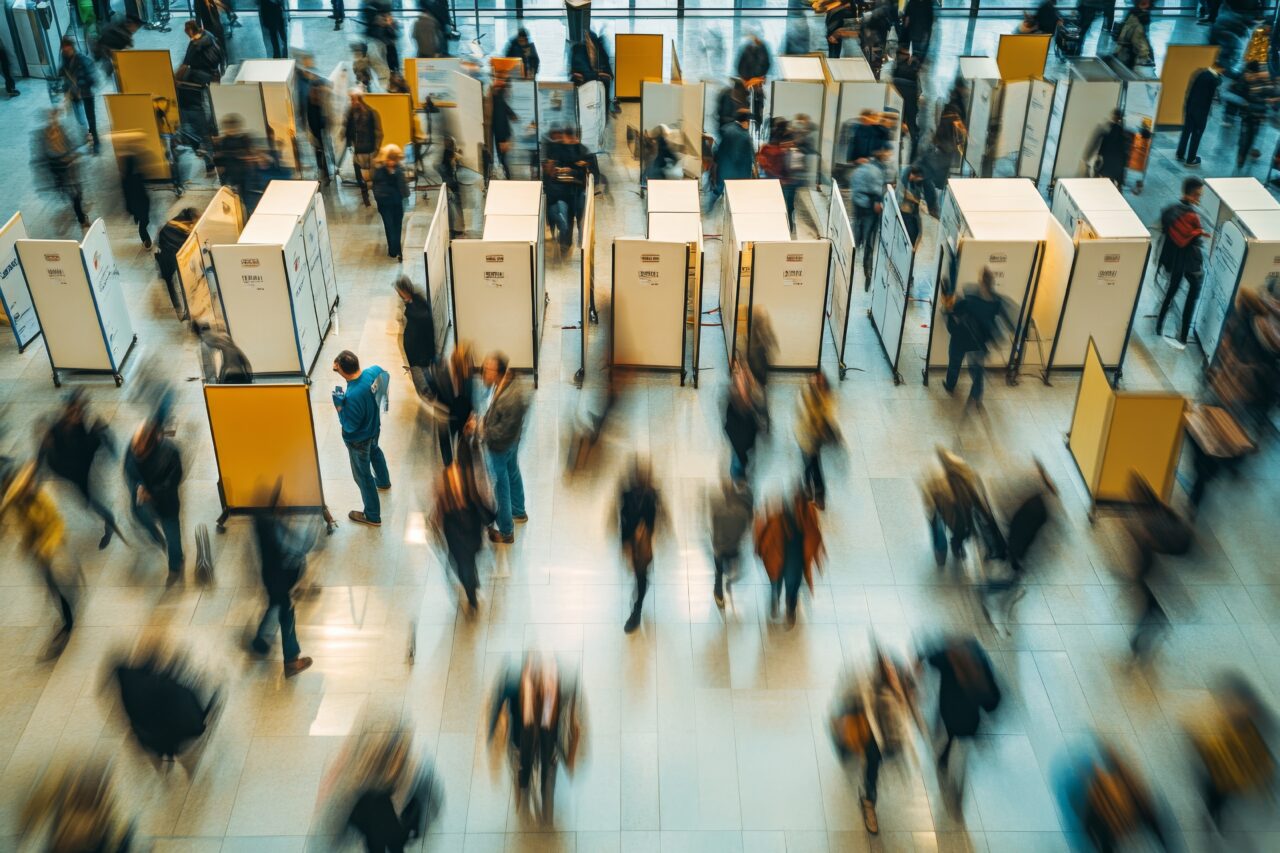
top-left (59, 37), bottom-right (100, 154)
top-left (618, 457), bottom-right (661, 634)
top-left (490, 77), bottom-right (518, 180)
top-left (249, 505), bottom-right (313, 677)
top-left (119, 150), bottom-right (152, 248)
top-left (1177, 66), bottom-right (1220, 166)
top-left (724, 360), bottom-right (763, 482)
top-left (40, 391), bottom-right (122, 550)
top-left (923, 636), bottom-right (1000, 803)
top-left (892, 51), bottom-right (921, 158)
top-left (258, 0), bottom-right (289, 58)
top-left (427, 345), bottom-right (475, 466)
top-left (900, 0), bottom-right (935, 55)
top-left (504, 28), bottom-right (540, 77)
top-left (114, 645), bottom-right (219, 765)
top-left (123, 422), bottom-right (184, 577)
top-left (372, 144), bottom-right (410, 259)
top-left (155, 208), bottom-right (198, 319)
top-left (433, 461), bottom-right (488, 610)
top-left (1088, 109), bottom-right (1129, 188)
top-left (942, 268), bottom-right (1013, 407)
top-left (736, 34), bottom-right (771, 82)
top-left (395, 276), bottom-right (435, 372)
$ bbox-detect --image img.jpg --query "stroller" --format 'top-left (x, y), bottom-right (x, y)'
top-left (1054, 15), bottom-right (1083, 59)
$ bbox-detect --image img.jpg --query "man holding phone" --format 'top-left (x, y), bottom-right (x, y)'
top-left (332, 350), bottom-right (391, 527)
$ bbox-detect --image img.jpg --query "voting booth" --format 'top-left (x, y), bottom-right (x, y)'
top-left (996, 33), bottom-right (1051, 82)
top-left (825, 181), bottom-right (857, 379)
top-left (1068, 339), bottom-right (1185, 515)
top-left (1051, 59), bottom-right (1123, 182)
top-left (203, 382), bottom-right (334, 531)
top-left (576, 176), bottom-right (598, 385)
top-left (1103, 57), bottom-right (1161, 191)
top-left (826, 56), bottom-right (903, 184)
top-left (0, 213), bottom-right (40, 352)
top-left (1044, 179), bottom-right (1151, 380)
top-left (449, 181), bottom-right (548, 385)
top-left (501, 78), bottom-right (541, 180)
top-left (234, 59), bottom-right (301, 170)
top-left (15, 220), bottom-right (137, 386)
top-left (957, 56), bottom-right (1054, 181)
top-left (646, 180), bottom-right (704, 384)
top-left (420, 188), bottom-right (452, 363)
top-left (771, 56), bottom-right (828, 187)
top-left (615, 33), bottom-right (664, 101)
top-left (868, 188), bottom-right (916, 384)
top-left (113, 49), bottom-right (179, 131)
top-left (1194, 177), bottom-right (1280, 363)
top-left (926, 179), bottom-right (1070, 382)
top-left (719, 180), bottom-right (832, 371)
top-left (210, 181), bottom-right (337, 378)
top-left (639, 79), bottom-right (704, 184)
top-left (174, 186), bottom-right (245, 325)
top-left (104, 93), bottom-right (173, 183)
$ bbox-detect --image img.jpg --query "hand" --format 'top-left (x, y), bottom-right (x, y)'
top-left (136, 486), bottom-right (150, 504)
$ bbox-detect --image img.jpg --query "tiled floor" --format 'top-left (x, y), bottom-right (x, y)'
top-left (1, 9), bottom-right (1279, 853)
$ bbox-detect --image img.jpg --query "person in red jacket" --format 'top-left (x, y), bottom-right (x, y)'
top-left (756, 118), bottom-right (797, 233)
top-left (1156, 177), bottom-right (1209, 349)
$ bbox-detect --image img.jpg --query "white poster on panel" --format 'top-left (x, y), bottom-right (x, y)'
top-left (1197, 220), bottom-right (1247, 359)
top-left (826, 186), bottom-right (855, 364)
top-left (871, 190), bottom-right (913, 371)
top-left (211, 243), bottom-right (303, 375)
top-left (1054, 239), bottom-right (1149, 367)
top-left (579, 80), bottom-right (607, 156)
top-left (750, 240), bottom-right (831, 369)
top-left (1052, 80), bottom-right (1122, 180)
top-left (80, 220), bottom-right (134, 366)
top-left (279, 225), bottom-right (323, 369)
top-left (423, 189), bottom-right (450, 359)
top-left (445, 71), bottom-right (486, 173)
top-left (16, 239), bottom-right (111, 371)
top-left (769, 81), bottom-right (825, 185)
top-left (414, 57), bottom-right (463, 106)
top-left (450, 240), bottom-right (534, 369)
top-left (0, 214), bottom-right (39, 349)
top-left (612, 239), bottom-right (687, 369)
top-left (1122, 80), bottom-right (1161, 134)
top-left (928, 238), bottom-right (1039, 369)
top-left (538, 83), bottom-right (578, 138)
top-left (1018, 79), bottom-right (1054, 180)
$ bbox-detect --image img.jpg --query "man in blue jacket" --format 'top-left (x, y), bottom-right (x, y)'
top-left (708, 108), bottom-right (754, 210)
top-left (59, 37), bottom-right (99, 154)
top-left (333, 350), bottom-right (391, 526)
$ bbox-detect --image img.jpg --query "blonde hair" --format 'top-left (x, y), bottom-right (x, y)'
top-left (378, 143), bottom-right (403, 166)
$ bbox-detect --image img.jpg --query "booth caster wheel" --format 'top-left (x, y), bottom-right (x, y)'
top-left (52, 372), bottom-right (61, 388)
top-left (114, 374), bottom-right (123, 387)
top-left (679, 370), bottom-right (686, 386)
top-left (589, 309), bottom-right (599, 325)
top-left (572, 368), bottom-right (584, 388)
top-left (839, 367), bottom-right (848, 380)
top-left (893, 371), bottom-right (903, 386)
top-left (215, 522), bottom-right (227, 534)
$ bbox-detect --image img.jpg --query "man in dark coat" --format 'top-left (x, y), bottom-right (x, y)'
top-left (344, 90), bottom-right (383, 206)
top-left (710, 109), bottom-right (754, 207)
top-left (119, 150), bottom-right (152, 248)
top-left (156, 208), bottom-right (198, 319)
top-left (59, 37), bottom-right (99, 154)
top-left (900, 0), bottom-right (935, 55)
top-left (923, 636), bottom-right (1000, 802)
top-left (123, 422), bottom-right (185, 578)
top-left (258, 0), bottom-right (289, 58)
top-left (504, 28), bottom-right (540, 77)
top-left (942, 267), bottom-right (1013, 407)
top-left (395, 276), bottom-right (436, 372)
top-left (250, 508), bottom-right (313, 677)
top-left (1177, 66), bottom-right (1221, 166)
top-left (1088, 109), bottom-right (1129, 188)
top-left (40, 392), bottom-right (122, 549)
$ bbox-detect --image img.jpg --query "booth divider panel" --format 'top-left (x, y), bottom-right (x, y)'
top-left (363, 93), bottom-right (414, 156)
top-left (1068, 339), bottom-right (1115, 492)
top-left (871, 190), bottom-right (913, 370)
top-left (1018, 79), bottom-right (1054, 181)
top-left (1029, 218), bottom-right (1076, 364)
top-left (328, 62), bottom-right (351, 164)
top-left (1156, 45), bottom-right (1221, 127)
top-left (719, 216), bottom-right (740, 360)
top-left (928, 238), bottom-right (1039, 368)
top-left (612, 239), bottom-right (687, 369)
top-left (0, 213), bottom-right (39, 349)
top-left (641, 82), bottom-right (683, 180)
top-left (279, 226), bottom-right (324, 369)
top-left (177, 235), bottom-right (213, 324)
top-left (680, 82), bottom-right (705, 179)
top-left (445, 71), bottom-right (486, 173)
top-left (450, 240), bottom-right (535, 369)
top-left (407, 57), bottom-right (463, 109)
top-left (1097, 394), bottom-right (1185, 502)
top-left (537, 83), bottom-right (578, 141)
top-left (615, 34), bottom-right (664, 100)
top-left (580, 177), bottom-right (596, 378)
top-left (1055, 239), bottom-right (1149, 368)
top-left (769, 81), bottom-right (825, 187)
top-left (204, 384), bottom-right (324, 508)
top-left (750, 240), bottom-right (831, 369)
top-left (209, 83), bottom-right (270, 142)
top-left (1197, 219), bottom-right (1248, 361)
top-left (424, 189), bottom-right (451, 360)
top-left (104, 93), bottom-right (171, 182)
top-left (15, 239), bottom-right (112, 372)
top-left (826, 186), bottom-right (855, 364)
top-left (114, 50), bottom-right (178, 128)
top-left (996, 81), bottom-right (1030, 169)
top-left (1053, 80), bottom-right (1122, 180)
top-left (579, 81), bottom-right (608, 155)
top-left (210, 243), bottom-right (303, 375)
top-left (997, 34), bottom-right (1051, 81)
top-left (79, 221), bottom-right (133, 369)
top-left (965, 78), bottom-right (996, 176)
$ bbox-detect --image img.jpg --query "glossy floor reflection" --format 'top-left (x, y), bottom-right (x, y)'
top-left (1, 9), bottom-right (1279, 853)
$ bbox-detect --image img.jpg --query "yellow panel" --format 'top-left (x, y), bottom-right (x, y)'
top-left (204, 384), bottom-right (324, 509)
top-left (490, 56), bottom-right (523, 79)
top-left (615, 34), bottom-right (665, 100)
top-left (363, 93), bottom-right (415, 152)
top-left (1156, 45), bottom-right (1220, 127)
top-left (1096, 394), bottom-right (1186, 502)
top-left (104, 93), bottom-right (171, 181)
top-left (996, 34), bottom-right (1051, 81)
top-left (114, 49), bottom-right (178, 129)
top-left (1068, 338), bottom-right (1115, 494)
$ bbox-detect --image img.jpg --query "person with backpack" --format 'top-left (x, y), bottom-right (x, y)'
top-left (1057, 739), bottom-right (1171, 852)
top-left (194, 322), bottom-right (254, 383)
top-left (921, 636), bottom-right (1000, 806)
top-left (1155, 177), bottom-right (1210, 349)
top-left (1111, 0), bottom-right (1153, 70)
top-left (941, 267), bottom-right (1013, 407)
top-left (754, 487), bottom-right (825, 627)
top-left (617, 456), bottom-right (662, 634)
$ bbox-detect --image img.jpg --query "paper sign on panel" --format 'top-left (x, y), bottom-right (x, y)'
top-left (826, 186), bottom-right (855, 361)
top-left (211, 243), bottom-right (302, 374)
top-left (1054, 239), bottom-right (1149, 368)
top-left (0, 214), bottom-right (39, 348)
top-left (450, 240), bottom-right (534, 369)
top-left (613, 239), bottom-right (686, 369)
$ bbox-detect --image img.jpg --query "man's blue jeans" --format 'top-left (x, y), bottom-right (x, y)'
top-left (132, 500), bottom-right (184, 573)
top-left (486, 445), bottom-right (526, 536)
top-left (255, 602), bottom-right (301, 662)
top-left (346, 436), bottom-right (390, 522)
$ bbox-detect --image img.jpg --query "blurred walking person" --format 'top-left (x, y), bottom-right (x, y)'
top-left (322, 728), bottom-right (444, 850)
top-left (119, 146), bottom-right (153, 248)
top-left (35, 108), bottom-right (89, 227)
top-left (476, 352), bottom-right (528, 544)
top-left (249, 500), bottom-right (315, 677)
top-left (432, 462), bottom-right (489, 611)
top-left (395, 276), bottom-right (436, 377)
top-left (1156, 177), bottom-right (1209, 349)
top-left (724, 359), bottom-right (765, 481)
top-left (921, 635), bottom-right (1000, 807)
top-left (333, 349), bottom-right (391, 527)
top-left (1056, 739), bottom-right (1172, 851)
top-left (425, 344), bottom-right (475, 466)
top-left (307, 74), bottom-right (334, 184)
top-left (851, 151), bottom-right (889, 286)
top-left (1124, 474), bottom-right (1192, 662)
top-left (617, 457), bottom-right (662, 633)
top-left (796, 372), bottom-right (839, 510)
top-left (941, 267), bottom-right (1013, 408)
top-left (504, 28), bottom-right (540, 77)
top-left (0, 462), bottom-right (77, 656)
top-left (980, 459), bottom-right (1056, 630)
top-left (40, 391), bottom-right (123, 550)
top-left (1187, 674), bottom-right (1277, 832)
top-left (20, 761), bottom-right (135, 852)
top-left (489, 654), bottom-right (538, 793)
top-left (922, 447), bottom-right (996, 568)
top-left (708, 476), bottom-right (753, 608)
top-left (156, 208), bottom-right (199, 319)
top-left (345, 88), bottom-right (383, 206)
top-left (373, 144), bottom-right (410, 260)
top-left (110, 635), bottom-right (223, 767)
top-left (60, 36), bottom-right (100, 154)
top-left (258, 0), bottom-right (289, 58)
top-left (124, 421), bottom-right (185, 578)
top-left (1088, 109), bottom-right (1129, 188)
top-left (756, 118), bottom-right (798, 232)
top-left (755, 487), bottom-right (825, 627)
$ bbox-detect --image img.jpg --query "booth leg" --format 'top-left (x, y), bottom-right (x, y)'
top-left (114, 374), bottom-right (123, 387)
top-left (679, 370), bottom-right (686, 387)
top-left (52, 371), bottom-right (61, 388)
top-left (893, 371), bottom-right (903, 386)
top-left (215, 509), bottom-right (230, 533)
top-left (572, 368), bottom-right (584, 388)
top-left (322, 507), bottom-right (337, 535)
top-left (839, 366), bottom-right (847, 380)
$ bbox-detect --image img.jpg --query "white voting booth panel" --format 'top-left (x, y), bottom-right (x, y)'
top-left (612, 239), bottom-right (689, 371)
top-left (16, 220), bottom-right (136, 383)
top-left (450, 241), bottom-right (536, 369)
top-left (640, 81), bottom-right (704, 181)
top-left (720, 181), bottom-right (791, 360)
top-left (647, 179), bottom-right (703, 384)
top-left (0, 213), bottom-right (40, 350)
top-left (236, 60), bottom-right (298, 169)
top-left (991, 78), bottom-right (1055, 180)
top-left (825, 183), bottom-right (856, 379)
top-left (960, 57), bottom-right (1000, 176)
top-left (422, 189), bottom-right (451, 360)
top-left (869, 189), bottom-right (914, 383)
top-left (254, 180), bottom-right (338, 319)
top-left (209, 82), bottom-right (271, 144)
top-left (179, 186), bottom-right (244, 327)
top-left (1198, 208), bottom-right (1280, 362)
top-left (1053, 61), bottom-right (1123, 181)
top-left (750, 241), bottom-right (831, 370)
top-left (770, 78), bottom-right (825, 185)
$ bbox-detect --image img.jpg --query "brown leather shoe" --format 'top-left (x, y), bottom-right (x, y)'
top-left (284, 656), bottom-right (313, 678)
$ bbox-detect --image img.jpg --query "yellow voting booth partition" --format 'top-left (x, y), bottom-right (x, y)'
top-left (204, 383), bottom-right (333, 530)
top-left (615, 34), bottom-right (664, 100)
top-left (114, 49), bottom-right (179, 129)
top-left (1156, 44), bottom-right (1220, 128)
top-left (996, 34), bottom-right (1051, 81)
top-left (1068, 339), bottom-right (1186, 514)
top-left (104, 93), bottom-right (171, 181)
top-left (363, 93), bottom-right (415, 154)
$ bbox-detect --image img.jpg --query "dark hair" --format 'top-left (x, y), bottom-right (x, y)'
top-left (178, 207), bottom-right (199, 222)
top-left (517, 28), bottom-right (529, 38)
top-left (60, 35), bottom-right (75, 48)
top-left (336, 350), bottom-right (360, 374)
top-left (394, 275), bottom-right (416, 297)
top-left (487, 352), bottom-right (510, 375)
top-left (184, 19), bottom-right (201, 34)
top-left (1182, 176), bottom-right (1204, 196)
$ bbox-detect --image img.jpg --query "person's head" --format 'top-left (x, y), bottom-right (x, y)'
top-left (1135, 0), bottom-right (1150, 10)
top-left (334, 349), bottom-right (361, 380)
top-left (768, 117), bottom-right (788, 144)
top-left (352, 41), bottom-right (368, 57)
top-left (1182, 176), bottom-right (1205, 204)
top-left (131, 422), bottom-right (160, 458)
top-left (566, 125), bottom-right (581, 143)
top-left (1111, 108), bottom-right (1124, 124)
top-left (350, 86), bottom-right (367, 105)
top-left (979, 266), bottom-right (996, 296)
top-left (482, 352), bottom-right (509, 387)
top-left (60, 36), bottom-right (74, 57)
top-left (907, 164), bottom-right (924, 182)
top-left (222, 113), bottom-right (244, 134)
top-left (124, 15), bottom-right (142, 31)
top-left (394, 275), bottom-right (417, 303)
top-left (516, 28), bottom-right (529, 45)
top-left (734, 108), bottom-right (751, 128)
top-left (860, 109), bottom-right (874, 125)
top-left (379, 143), bottom-right (404, 167)
top-left (184, 19), bottom-right (202, 38)
top-left (176, 206), bottom-right (199, 223)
